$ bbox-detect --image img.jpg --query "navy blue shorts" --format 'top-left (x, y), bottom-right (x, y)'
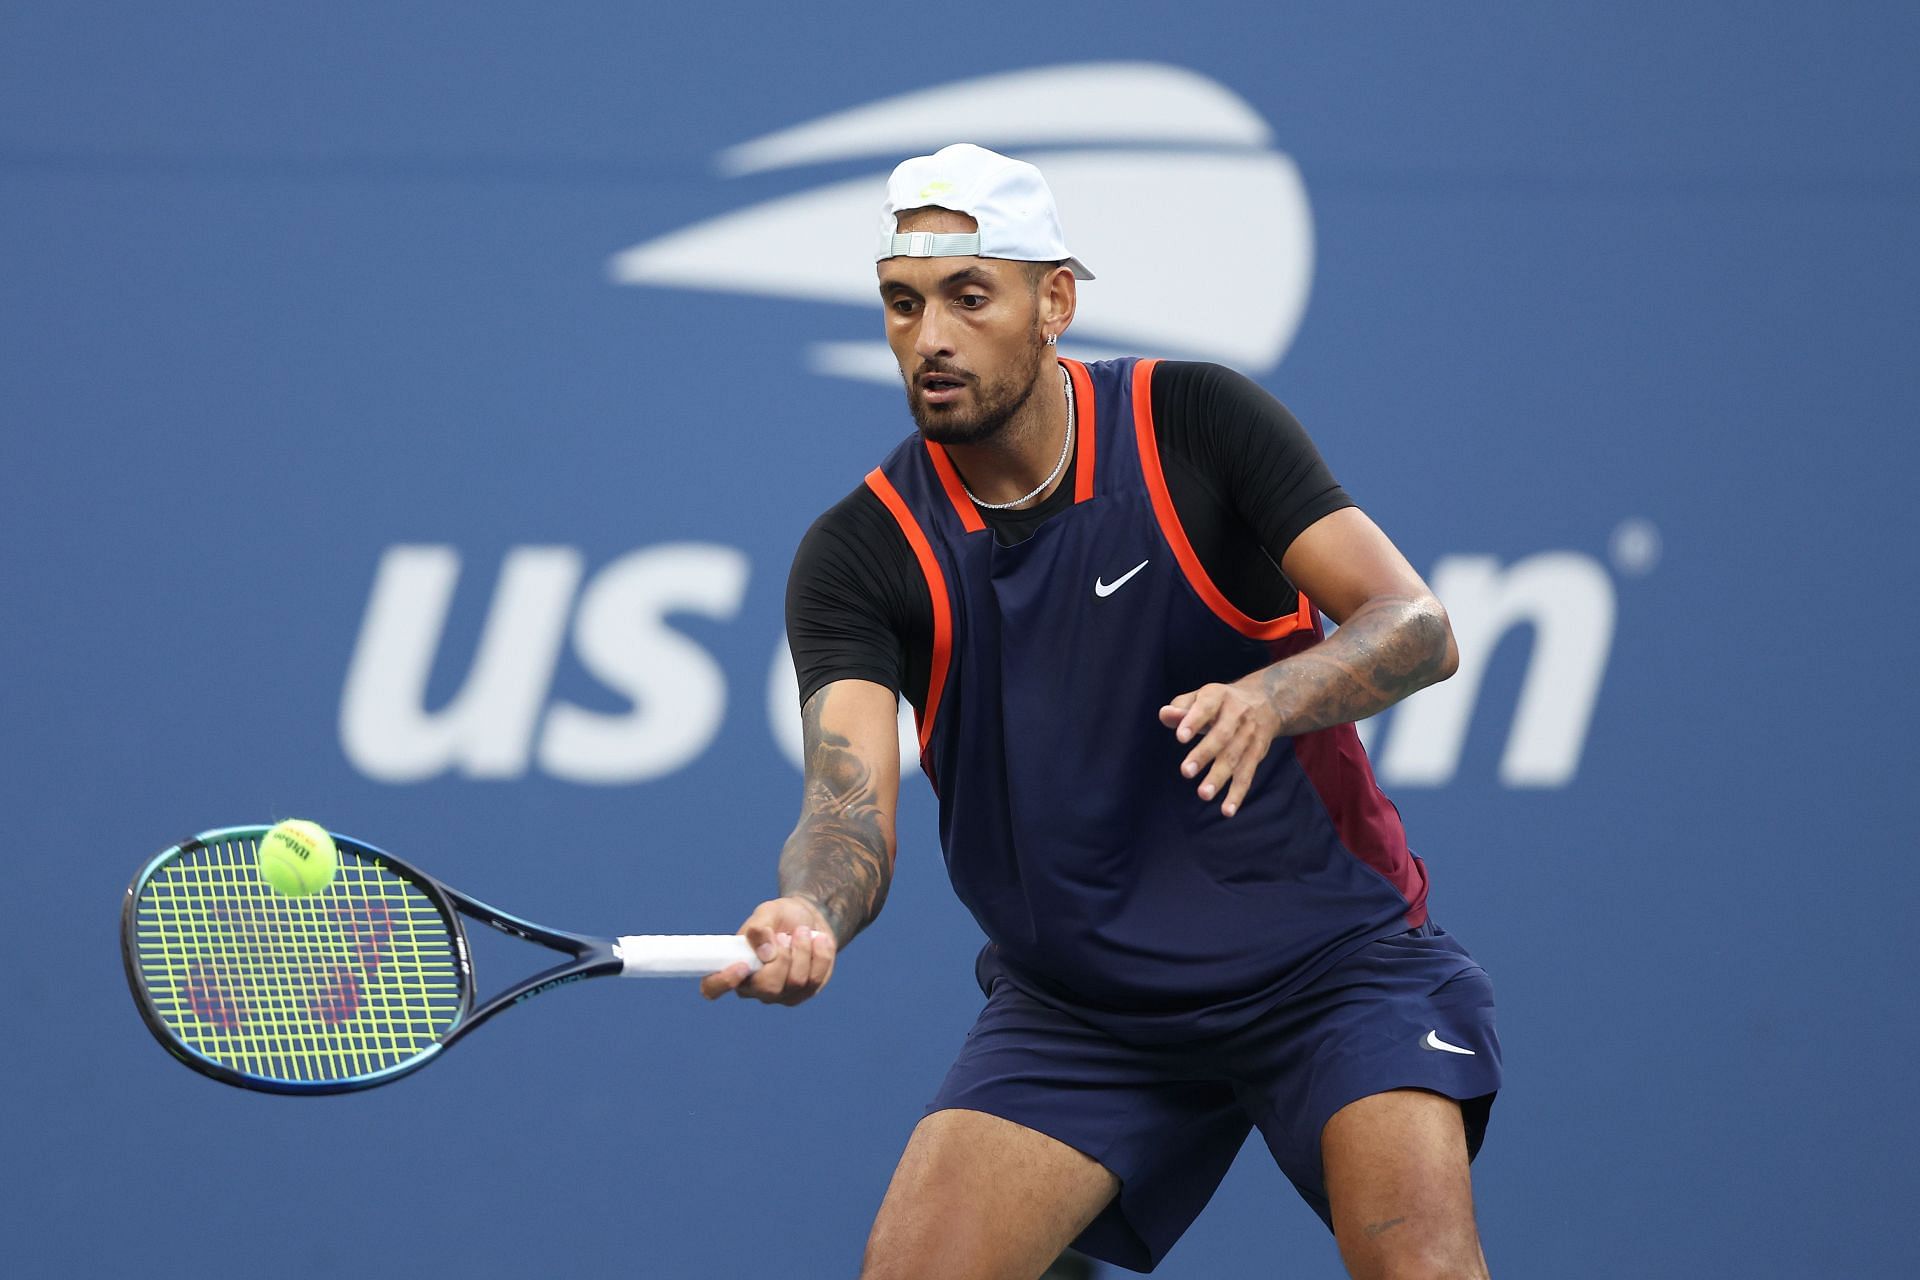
top-left (925, 921), bottom-right (1500, 1273)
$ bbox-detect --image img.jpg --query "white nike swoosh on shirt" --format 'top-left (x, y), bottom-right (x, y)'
top-left (1094, 560), bottom-right (1150, 597)
top-left (1422, 1030), bottom-right (1476, 1055)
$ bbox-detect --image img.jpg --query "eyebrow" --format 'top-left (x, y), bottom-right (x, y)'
top-left (878, 265), bottom-right (999, 298)
top-left (938, 266), bottom-right (994, 289)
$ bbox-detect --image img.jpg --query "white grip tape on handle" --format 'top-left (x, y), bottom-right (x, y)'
top-left (614, 934), bottom-right (760, 977)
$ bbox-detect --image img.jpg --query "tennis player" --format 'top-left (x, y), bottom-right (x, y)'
top-left (703, 144), bottom-right (1501, 1279)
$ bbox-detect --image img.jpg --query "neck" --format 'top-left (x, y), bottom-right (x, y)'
top-left (943, 358), bottom-right (1070, 508)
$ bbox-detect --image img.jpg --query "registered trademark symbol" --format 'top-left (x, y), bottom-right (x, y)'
top-left (1610, 518), bottom-right (1661, 576)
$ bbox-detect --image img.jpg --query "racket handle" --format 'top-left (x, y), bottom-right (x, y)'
top-left (614, 934), bottom-right (760, 977)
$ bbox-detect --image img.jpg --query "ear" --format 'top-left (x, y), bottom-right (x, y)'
top-left (1039, 266), bottom-right (1077, 342)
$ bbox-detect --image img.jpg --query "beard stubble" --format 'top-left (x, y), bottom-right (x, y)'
top-left (905, 326), bottom-right (1049, 446)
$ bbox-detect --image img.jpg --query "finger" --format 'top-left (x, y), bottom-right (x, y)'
top-left (1197, 734), bottom-right (1243, 803)
top-left (808, 932), bottom-right (837, 988)
top-left (1175, 688), bottom-right (1224, 743)
top-left (786, 926), bottom-right (815, 990)
top-left (739, 933), bottom-right (792, 1000)
top-left (1221, 752), bottom-right (1263, 817)
top-left (742, 911), bottom-right (782, 957)
top-left (1158, 691), bottom-right (1198, 727)
top-left (1180, 701), bottom-right (1242, 776)
top-left (700, 962), bottom-right (751, 1001)
top-left (780, 929), bottom-right (838, 1005)
top-left (1181, 727), bottom-right (1226, 779)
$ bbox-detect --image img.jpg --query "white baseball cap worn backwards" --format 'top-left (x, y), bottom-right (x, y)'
top-left (877, 143), bottom-right (1095, 280)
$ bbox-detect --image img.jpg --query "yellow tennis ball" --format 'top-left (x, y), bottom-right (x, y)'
top-left (257, 819), bottom-right (338, 896)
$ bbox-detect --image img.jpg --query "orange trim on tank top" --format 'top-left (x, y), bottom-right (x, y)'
top-left (922, 439), bottom-right (987, 533)
top-left (1064, 358), bottom-right (1096, 501)
top-left (925, 359), bottom-right (1095, 527)
top-left (1130, 358), bottom-right (1314, 641)
top-left (863, 467), bottom-right (954, 761)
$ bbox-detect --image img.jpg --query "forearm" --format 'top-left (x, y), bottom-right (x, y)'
top-left (778, 820), bottom-right (892, 947)
top-left (776, 690), bottom-right (895, 945)
top-left (1256, 594), bottom-right (1457, 736)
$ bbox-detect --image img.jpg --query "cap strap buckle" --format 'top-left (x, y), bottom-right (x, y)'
top-left (885, 231), bottom-right (983, 259)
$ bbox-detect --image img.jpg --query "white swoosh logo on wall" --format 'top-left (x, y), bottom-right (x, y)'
top-left (608, 63), bottom-right (1315, 384)
top-left (713, 63), bottom-right (1273, 175)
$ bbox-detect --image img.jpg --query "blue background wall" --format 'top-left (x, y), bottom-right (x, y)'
top-left (4, 4), bottom-right (1916, 1276)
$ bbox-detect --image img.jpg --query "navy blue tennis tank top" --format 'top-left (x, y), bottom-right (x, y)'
top-left (865, 358), bottom-right (1429, 1040)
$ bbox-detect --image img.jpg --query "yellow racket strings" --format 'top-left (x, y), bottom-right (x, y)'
top-left (133, 837), bottom-right (463, 1083)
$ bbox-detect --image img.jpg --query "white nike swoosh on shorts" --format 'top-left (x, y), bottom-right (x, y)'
top-left (1422, 1030), bottom-right (1476, 1055)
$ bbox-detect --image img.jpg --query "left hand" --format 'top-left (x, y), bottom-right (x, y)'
top-left (1159, 674), bottom-right (1284, 818)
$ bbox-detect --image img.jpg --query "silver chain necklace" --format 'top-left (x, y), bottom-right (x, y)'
top-left (961, 365), bottom-right (1075, 511)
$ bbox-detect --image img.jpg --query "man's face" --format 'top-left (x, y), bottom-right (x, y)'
top-left (877, 208), bottom-right (1048, 445)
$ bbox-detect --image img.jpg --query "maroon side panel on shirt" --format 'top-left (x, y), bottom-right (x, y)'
top-left (1290, 720), bottom-right (1430, 928)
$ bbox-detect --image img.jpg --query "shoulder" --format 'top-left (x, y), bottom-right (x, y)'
top-left (1143, 360), bottom-right (1314, 462)
top-left (1148, 359), bottom-right (1299, 424)
top-left (792, 480), bottom-right (906, 584)
top-left (786, 474), bottom-right (932, 707)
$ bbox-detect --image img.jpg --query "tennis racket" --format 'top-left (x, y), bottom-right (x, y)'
top-left (121, 823), bottom-right (758, 1094)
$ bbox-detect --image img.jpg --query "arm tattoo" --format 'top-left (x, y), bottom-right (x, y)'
top-left (1260, 595), bottom-right (1454, 736)
top-left (1363, 1216), bottom-right (1407, 1240)
top-left (777, 689), bottom-right (893, 945)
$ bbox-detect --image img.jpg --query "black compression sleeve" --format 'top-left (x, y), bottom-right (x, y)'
top-left (784, 482), bottom-right (931, 710)
top-left (1150, 361), bottom-right (1354, 616)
